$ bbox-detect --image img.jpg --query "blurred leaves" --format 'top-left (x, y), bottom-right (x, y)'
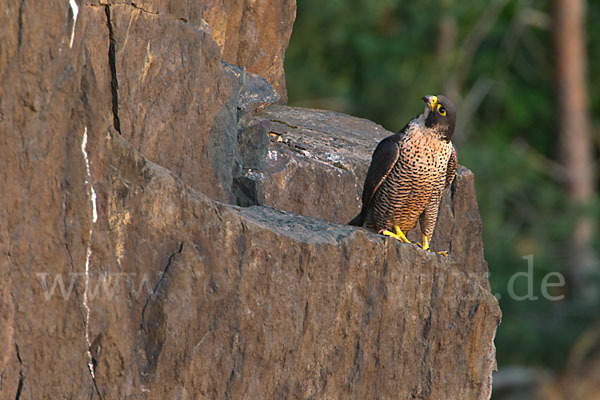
top-left (285, 0), bottom-right (600, 371)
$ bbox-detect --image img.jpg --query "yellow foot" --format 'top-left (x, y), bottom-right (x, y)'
top-left (418, 234), bottom-right (449, 256)
top-left (421, 234), bottom-right (430, 251)
top-left (381, 226), bottom-right (411, 244)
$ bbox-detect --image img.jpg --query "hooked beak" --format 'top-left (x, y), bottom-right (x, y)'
top-left (422, 95), bottom-right (437, 110)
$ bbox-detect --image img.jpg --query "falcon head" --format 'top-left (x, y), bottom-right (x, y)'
top-left (422, 95), bottom-right (456, 141)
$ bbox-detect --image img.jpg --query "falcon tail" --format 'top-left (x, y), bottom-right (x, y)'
top-left (348, 213), bottom-right (362, 226)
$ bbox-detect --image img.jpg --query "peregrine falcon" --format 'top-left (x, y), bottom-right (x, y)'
top-left (349, 95), bottom-right (457, 253)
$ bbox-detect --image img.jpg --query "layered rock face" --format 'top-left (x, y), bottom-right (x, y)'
top-left (0, 1), bottom-right (500, 399)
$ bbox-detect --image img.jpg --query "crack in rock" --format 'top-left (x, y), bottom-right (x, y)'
top-left (136, 242), bottom-right (184, 385)
top-left (17, 0), bottom-right (24, 51)
top-left (139, 242), bottom-right (184, 329)
top-left (130, 1), bottom-right (159, 15)
top-left (105, 5), bottom-right (122, 134)
top-left (15, 344), bottom-right (24, 400)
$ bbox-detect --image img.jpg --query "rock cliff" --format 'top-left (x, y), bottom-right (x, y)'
top-left (0, 1), bottom-right (500, 399)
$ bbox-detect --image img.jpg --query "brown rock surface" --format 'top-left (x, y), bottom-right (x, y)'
top-left (109, 3), bottom-right (240, 201)
top-left (234, 105), bottom-right (387, 220)
top-left (0, 1), bottom-right (499, 399)
top-left (105, 0), bottom-right (296, 101)
top-left (201, 0), bottom-right (296, 101)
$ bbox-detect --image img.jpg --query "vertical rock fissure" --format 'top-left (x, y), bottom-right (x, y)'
top-left (448, 179), bottom-right (459, 255)
top-left (223, 223), bottom-right (248, 399)
top-left (224, 327), bottom-right (246, 400)
top-left (89, 362), bottom-right (102, 399)
top-left (374, 321), bottom-right (382, 395)
top-left (349, 339), bottom-right (362, 389)
top-left (15, 344), bottom-right (24, 400)
top-left (105, 5), bottom-right (121, 134)
top-left (63, 191), bottom-right (77, 272)
top-left (139, 242), bottom-right (184, 330)
top-left (17, 0), bottom-right (24, 52)
top-left (449, 178), bottom-right (457, 216)
top-left (372, 256), bottom-right (389, 396)
top-left (300, 297), bottom-right (309, 341)
top-left (63, 188), bottom-right (100, 398)
top-left (419, 266), bottom-right (441, 399)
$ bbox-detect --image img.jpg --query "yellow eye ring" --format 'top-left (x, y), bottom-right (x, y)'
top-left (437, 104), bottom-right (446, 116)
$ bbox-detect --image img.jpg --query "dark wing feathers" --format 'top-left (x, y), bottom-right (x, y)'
top-left (445, 145), bottom-right (457, 188)
top-left (362, 137), bottom-right (400, 205)
top-left (351, 134), bottom-right (401, 226)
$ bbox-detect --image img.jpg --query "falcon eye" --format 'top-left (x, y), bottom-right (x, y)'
top-left (437, 104), bottom-right (446, 116)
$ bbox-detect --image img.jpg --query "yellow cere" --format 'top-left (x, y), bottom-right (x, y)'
top-left (428, 95), bottom-right (438, 110)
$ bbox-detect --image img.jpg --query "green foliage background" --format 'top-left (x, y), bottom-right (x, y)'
top-left (285, 0), bottom-right (600, 373)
